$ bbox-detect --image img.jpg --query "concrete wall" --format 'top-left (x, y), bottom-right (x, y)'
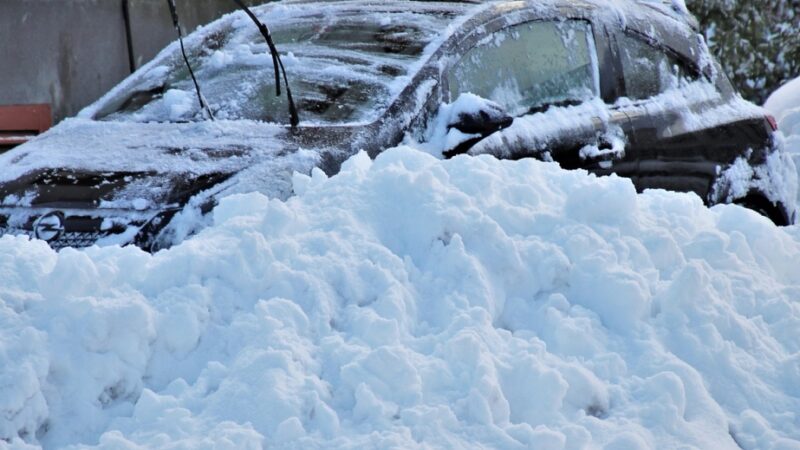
top-left (0, 0), bottom-right (264, 124)
top-left (126, 0), bottom-right (258, 70)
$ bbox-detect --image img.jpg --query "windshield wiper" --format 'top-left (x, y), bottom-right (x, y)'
top-left (228, 0), bottom-right (300, 128)
top-left (166, 0), bottom-right (215, 120)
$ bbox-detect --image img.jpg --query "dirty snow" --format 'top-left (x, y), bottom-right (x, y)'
top-left (2, 146), bottom-right (800, 449)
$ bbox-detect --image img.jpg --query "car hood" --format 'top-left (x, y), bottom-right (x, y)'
top-left (0, 168), bottom-right (233, 211)
top-left (0, 118), bottom-right (327, 210)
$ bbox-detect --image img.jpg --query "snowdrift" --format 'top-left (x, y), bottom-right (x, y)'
top-left (766, 77), bottom-right (800, 208)
top-left (1, 147), bottom-right (799, 449)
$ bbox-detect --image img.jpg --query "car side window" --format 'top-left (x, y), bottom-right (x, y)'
top-left (447, 20), bottom-right (599, 116)
top-left (618, 32), bottom-right (699, 100)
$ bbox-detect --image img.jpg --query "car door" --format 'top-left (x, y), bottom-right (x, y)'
top-left (440, 17), bottom-right (634, 174)
top-left (609, 30), bottom-right (772, 202)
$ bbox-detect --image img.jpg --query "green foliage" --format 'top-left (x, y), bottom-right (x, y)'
top-left (686, 0), bottom-right (800, 103)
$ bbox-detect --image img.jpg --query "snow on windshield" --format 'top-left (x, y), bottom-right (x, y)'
top-left (91, 2), bottom-right (476, 125)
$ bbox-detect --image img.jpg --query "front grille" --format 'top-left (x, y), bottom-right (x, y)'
top-left (53, 231), bottom-right (108, 249)
top-left (0, 226), bottom-right (109, 249)
top-left (0, 206), bottom-right (179, 252)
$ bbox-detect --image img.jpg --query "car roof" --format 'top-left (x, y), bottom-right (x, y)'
top-left (277, 0), bottom-right (704, 74)
top-left (279, 0), bottom-right (698, 31)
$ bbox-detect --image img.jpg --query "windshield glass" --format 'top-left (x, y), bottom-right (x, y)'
top-left (447, 20), bottom-right (599, 116)
top-left (94, 4), bottom-right (467, 125)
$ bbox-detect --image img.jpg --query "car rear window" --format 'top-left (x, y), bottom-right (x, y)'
top-left (94, 4), bottom-right (469, 125)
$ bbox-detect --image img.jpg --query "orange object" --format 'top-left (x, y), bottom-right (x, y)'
top-left (0, 104), bottom-right (52, 149)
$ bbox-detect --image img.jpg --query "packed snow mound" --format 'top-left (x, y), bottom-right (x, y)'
top-left (2, 148), bottom-right (800, 450)
top-left (766, 77), bottom-right (800, 207)
top-left (765, 77), bottom-right (800, 125)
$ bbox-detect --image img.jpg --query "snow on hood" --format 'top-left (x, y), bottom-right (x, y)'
top-left (1, 146), bottom-right (799, 449)
top-left (0, 118), bottom-right (323, 208)
top-left (0, 119), bottom-right (291, 182)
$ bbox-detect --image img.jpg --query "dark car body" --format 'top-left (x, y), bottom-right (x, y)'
top-left (0, 0), bottom-right (795, 251)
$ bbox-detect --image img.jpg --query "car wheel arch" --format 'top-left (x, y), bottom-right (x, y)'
top-left (732, 192), bottom-right (791, 226)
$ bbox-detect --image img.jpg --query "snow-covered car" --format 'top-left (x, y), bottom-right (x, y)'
top-left (0, 0), bottom-right (796, 251)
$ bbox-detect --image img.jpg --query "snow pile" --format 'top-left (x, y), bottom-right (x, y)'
top-left (1, 147), bottom-right (799, 449)
top-left (766, 76), bottom-right (800, 207)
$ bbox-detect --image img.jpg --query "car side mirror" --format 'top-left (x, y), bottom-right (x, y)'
top-left (448, 101), bottom-right (513, 135)
top-left (443, 97), bottom-right (513, 158)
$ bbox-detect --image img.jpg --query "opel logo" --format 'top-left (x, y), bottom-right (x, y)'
top-left (33, 211), bottom-right (66, 242)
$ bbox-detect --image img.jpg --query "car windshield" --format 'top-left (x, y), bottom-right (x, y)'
top-left (94, 4), bottom-right (466, 125)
